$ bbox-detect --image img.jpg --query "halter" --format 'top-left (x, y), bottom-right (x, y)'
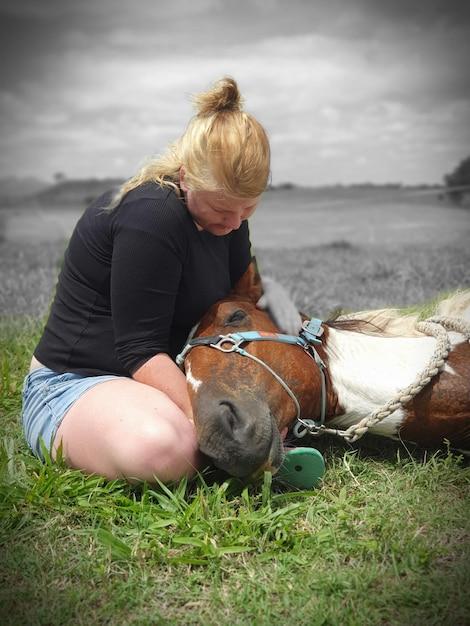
top-left (176, 318), bottom-right (328, 433)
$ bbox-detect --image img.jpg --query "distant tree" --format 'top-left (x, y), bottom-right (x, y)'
top-left (444, 155), bottom-right (470, 204)
top-left (54, 171), bottom-right (67, 184)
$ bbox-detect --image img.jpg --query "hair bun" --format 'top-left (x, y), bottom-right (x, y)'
top-left (193, 76), bottom-right (243, 116)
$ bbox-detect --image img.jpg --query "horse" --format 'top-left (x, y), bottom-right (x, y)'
top-left (177, 264), bottom-right (470, 478)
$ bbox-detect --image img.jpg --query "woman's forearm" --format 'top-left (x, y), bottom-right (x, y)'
top-left (132, 353), bottom-right (193, 421)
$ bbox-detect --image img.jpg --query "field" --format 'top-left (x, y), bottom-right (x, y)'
top-left (1, 188), bottom-right (469, 625)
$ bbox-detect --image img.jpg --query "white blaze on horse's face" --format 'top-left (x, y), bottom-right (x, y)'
top-left (186, 361), bottom-right (202, 393)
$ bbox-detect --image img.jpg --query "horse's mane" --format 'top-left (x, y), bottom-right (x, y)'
top-left (326, 311), bottom-right (424, 337)
top-left (326, 290), bottom-right (470, 338)
top-left (436, 289), bottom-right (470, 320)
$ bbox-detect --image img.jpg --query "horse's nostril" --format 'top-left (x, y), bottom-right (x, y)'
top-left (198, 399), bottom-right (278, 477)
top-left (218, 400), bottom-right (251, 438)
top-left (220, 401), bottom-right (237, 430)
top-left (219, 400), bottom-right (237, 426)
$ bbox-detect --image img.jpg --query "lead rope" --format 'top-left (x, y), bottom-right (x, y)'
top-left (295, 315), bottom-right (470, 443)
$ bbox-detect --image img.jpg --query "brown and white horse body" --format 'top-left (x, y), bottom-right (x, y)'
top-left (184, 264), bottom-right (470, 476)
top-left (321, 311), bottom-right (470, 447)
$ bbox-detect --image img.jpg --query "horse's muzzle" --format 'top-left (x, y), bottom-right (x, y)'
top-left (194, 394), bottom-right (284, 477)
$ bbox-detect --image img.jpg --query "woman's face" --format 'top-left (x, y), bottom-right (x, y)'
top-left (180, 170), bottom-right (260, 236)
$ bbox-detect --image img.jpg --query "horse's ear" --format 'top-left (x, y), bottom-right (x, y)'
top-left (232, 258), bottom-right (264, 303)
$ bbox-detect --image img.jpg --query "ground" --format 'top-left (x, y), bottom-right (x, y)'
top-left (0, 187), bottom-right (469, 625)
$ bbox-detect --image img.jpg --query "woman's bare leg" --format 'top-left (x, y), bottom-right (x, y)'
top-left (52, 378), bottom-right (203, 483)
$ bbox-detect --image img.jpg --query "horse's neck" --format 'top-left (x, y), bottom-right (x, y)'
top-left (324, 328), bottom-right (437, 424)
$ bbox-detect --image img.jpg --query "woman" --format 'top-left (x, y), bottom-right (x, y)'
top-left (22, 77), bottom-right (301, 483)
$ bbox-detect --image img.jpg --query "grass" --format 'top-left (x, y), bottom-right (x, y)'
top-left (1, 236), bottom-right (470, 625)
top-left (257, 240), bottom-right (470, 319)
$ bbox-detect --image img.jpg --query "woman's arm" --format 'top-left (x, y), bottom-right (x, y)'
top-left (132, 353), bottom-right (194, 421)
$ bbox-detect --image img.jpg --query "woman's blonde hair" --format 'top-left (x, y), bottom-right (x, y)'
top-left (109, 77), bottom-right (270, 208)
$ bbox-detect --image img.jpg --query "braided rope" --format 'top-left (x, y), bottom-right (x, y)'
top-left (299, 315), bottom-right (470, 443)
top-left (426, 315), bottom-right (470, 340)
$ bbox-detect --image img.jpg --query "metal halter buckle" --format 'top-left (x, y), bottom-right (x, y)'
top-left (210, 334), bottom-right (242, 353)
top-left (293, 418), bottom-right (326, 438)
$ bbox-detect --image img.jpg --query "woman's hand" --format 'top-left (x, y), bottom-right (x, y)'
top-left (257, 276), bottom-right (302, 335)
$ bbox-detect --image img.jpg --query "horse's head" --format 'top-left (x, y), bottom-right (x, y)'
top-left (180, 265), bottom-right (321, 478)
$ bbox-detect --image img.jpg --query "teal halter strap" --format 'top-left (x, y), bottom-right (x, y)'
top-left (176, 318), bottom-right (327, 431)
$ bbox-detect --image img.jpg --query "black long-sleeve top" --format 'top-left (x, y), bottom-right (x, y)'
top-left (34, 182), bottom-right (252, 376)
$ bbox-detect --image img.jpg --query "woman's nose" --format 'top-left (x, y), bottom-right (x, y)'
top-left (225, 214), bottom-right (242, 229)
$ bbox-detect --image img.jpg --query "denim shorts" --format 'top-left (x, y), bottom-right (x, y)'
top-left (21, 367), bottom-right (120, 461)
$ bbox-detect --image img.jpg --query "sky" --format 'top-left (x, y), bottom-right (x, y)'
top-left (1, 0), bottom-right (470, 186)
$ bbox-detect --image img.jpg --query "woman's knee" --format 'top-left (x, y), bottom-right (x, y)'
top-left (52, 379), bottom-right (202, 483)
top-left (116, 412), bottom-right (201, 483)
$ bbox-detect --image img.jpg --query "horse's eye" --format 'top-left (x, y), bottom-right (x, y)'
top-left (224, 309), bottom-right (248, 326)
